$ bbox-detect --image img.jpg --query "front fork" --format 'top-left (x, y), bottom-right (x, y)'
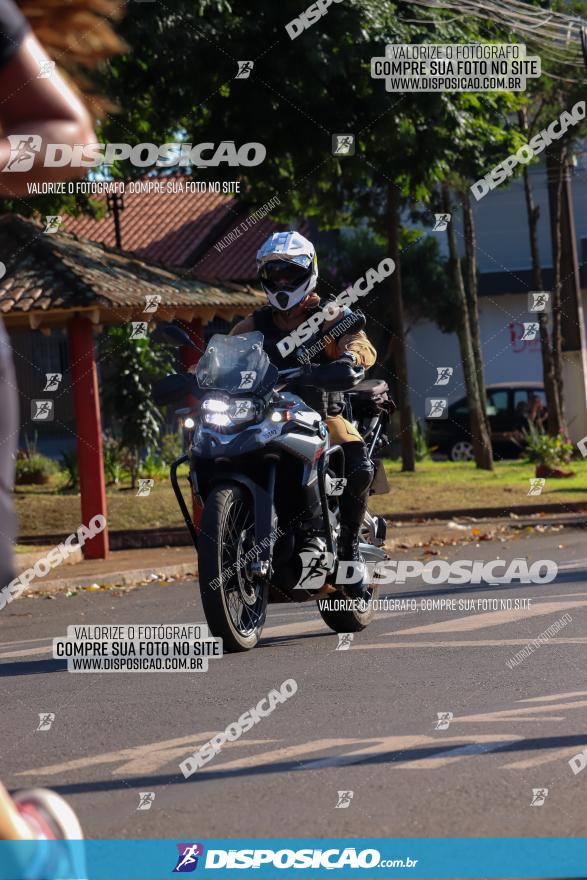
top-left (170, 453), bottom-right (279, 574)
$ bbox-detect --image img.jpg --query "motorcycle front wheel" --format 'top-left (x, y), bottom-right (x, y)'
top-left (198, 484), bottom-right (268, 652)
top-left (317, 587), bottom-right (377, 633)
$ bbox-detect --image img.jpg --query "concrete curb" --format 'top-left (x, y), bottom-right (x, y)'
top-left (29, 561), bottom-right (198, 594)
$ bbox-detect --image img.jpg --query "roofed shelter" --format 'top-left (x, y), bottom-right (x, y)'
top-left (0, 214), bottom-right (263, 559)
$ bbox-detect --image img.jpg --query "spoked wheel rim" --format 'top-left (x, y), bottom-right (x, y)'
top-left (220, 497), bottom-right (265, 637)
top-left (451, 440), bottom-right (474, 461)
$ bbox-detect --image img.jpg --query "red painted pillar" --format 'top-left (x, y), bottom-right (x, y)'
top-left (67, 316), bottom-right (109, 559)
top-left (181, 319), bottom-right (205, 532)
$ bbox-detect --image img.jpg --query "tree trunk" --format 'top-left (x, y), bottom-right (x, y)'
top-left (382, 183), bottom-right (415, 471)
top-left (518, 107), bottom-right (563, 436)
top-left (521, 164), bottom-right (562, 435)
top-left (443, 185), bottom-right (493, 470)
top-left (461, 189), bottom-right (490, 438)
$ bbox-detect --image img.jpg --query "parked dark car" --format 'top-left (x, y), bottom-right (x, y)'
top-left (425, 381), bottom-right (546, 461)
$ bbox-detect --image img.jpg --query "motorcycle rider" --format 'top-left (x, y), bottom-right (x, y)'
top-left (229, 231), bottom-right (377, 594)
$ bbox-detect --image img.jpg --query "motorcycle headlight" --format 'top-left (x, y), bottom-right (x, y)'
top-left (200, 395), bottom-right (261, 431)
top-left (201, 396), bottom-right (230, 428)
top-left (229, 399), bottom-right (258, 422)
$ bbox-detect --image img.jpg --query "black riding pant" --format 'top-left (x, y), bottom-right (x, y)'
top-left (339, 441), bottom-right (374, 538)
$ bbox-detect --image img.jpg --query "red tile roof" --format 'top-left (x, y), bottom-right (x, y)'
top-left (63, 175), bottom-right (303, 284)
top-left (64, 180), bottom-right (244, 268)
top-left (190, 217), bottom-right (284, 283)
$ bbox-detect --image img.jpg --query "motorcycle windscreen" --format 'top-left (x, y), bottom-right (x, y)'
top-left (195, 331), bottom-right (270, 394)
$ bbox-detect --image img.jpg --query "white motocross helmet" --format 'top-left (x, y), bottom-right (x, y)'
top-left (256, 231), bottom-right (318, 311)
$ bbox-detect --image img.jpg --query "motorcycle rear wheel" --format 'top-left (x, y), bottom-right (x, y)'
top-left (198, 484), bottom-right (268, 652)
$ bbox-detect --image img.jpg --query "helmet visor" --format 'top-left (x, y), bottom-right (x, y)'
top-left (259, 258), bottom-right (311, 294)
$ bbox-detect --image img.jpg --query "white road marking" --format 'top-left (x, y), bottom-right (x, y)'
top-left (383, 600), bottom-right (587, 635)
top-left (17, 734), bottom-right (277, 778)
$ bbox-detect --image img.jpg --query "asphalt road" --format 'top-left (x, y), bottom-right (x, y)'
top-left (2, 526), bottom-right (587, 841)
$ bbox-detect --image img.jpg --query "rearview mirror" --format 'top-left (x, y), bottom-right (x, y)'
top-left (152, 373), bottom-right (197, 405)
top-left (151, 323), bottom-right (202, 352)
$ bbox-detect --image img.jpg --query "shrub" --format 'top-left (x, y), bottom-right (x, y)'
top-left (160, 432), bottom-right (182, 465)
top-left (15, 453), bottom-right (58, 485)
top-left (103, 434), bottom-right (126, 485)
top-left (523, 423), bottom-right (573, 468)
top-left (413, 418), bottom-right (434, 462)
top-left (60, 449), bottom-right (79, 490)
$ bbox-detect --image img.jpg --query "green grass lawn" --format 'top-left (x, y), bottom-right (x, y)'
top-left (369, 459), bottom-right (587, 517)
top-left (14, 460), bottom-right (587, 537)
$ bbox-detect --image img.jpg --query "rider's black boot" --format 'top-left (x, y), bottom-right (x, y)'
top-left (337, 525), bottom-right (370, 601)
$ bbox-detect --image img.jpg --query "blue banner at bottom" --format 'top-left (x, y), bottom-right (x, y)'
top-left (0, 838), bottom-right (585, 879)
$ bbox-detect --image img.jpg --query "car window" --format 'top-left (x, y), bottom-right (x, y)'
top-left (486, 389), bottom-right (509, 417)
top-left (452, 399), bottom-right (468, 418)
top-left (513, 389), bottom-right (545, 410)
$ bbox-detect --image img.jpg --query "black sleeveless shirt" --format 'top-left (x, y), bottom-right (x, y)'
top-left (252, 304), bottom-right (345, 418)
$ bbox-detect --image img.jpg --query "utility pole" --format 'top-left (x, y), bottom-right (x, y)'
top-left (106, 191), bottom-right (125, 250)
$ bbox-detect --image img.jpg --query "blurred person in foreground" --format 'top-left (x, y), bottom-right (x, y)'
top-left (0, 0), bottom-right (122, 874)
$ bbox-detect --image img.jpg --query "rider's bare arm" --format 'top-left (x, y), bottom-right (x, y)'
top-left (230, 316), bottom-right (255, 335)
top-left (0, 31), bottom-right (96, 196)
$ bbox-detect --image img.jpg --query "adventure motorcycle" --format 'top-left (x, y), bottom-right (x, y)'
top-left (152, 323), bottom-right (394, 652)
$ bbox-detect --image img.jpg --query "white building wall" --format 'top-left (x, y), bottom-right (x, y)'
top-left (405, 292), bottom-right (587, 418)
top-left (405, 142), bottom-right (587, 418)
